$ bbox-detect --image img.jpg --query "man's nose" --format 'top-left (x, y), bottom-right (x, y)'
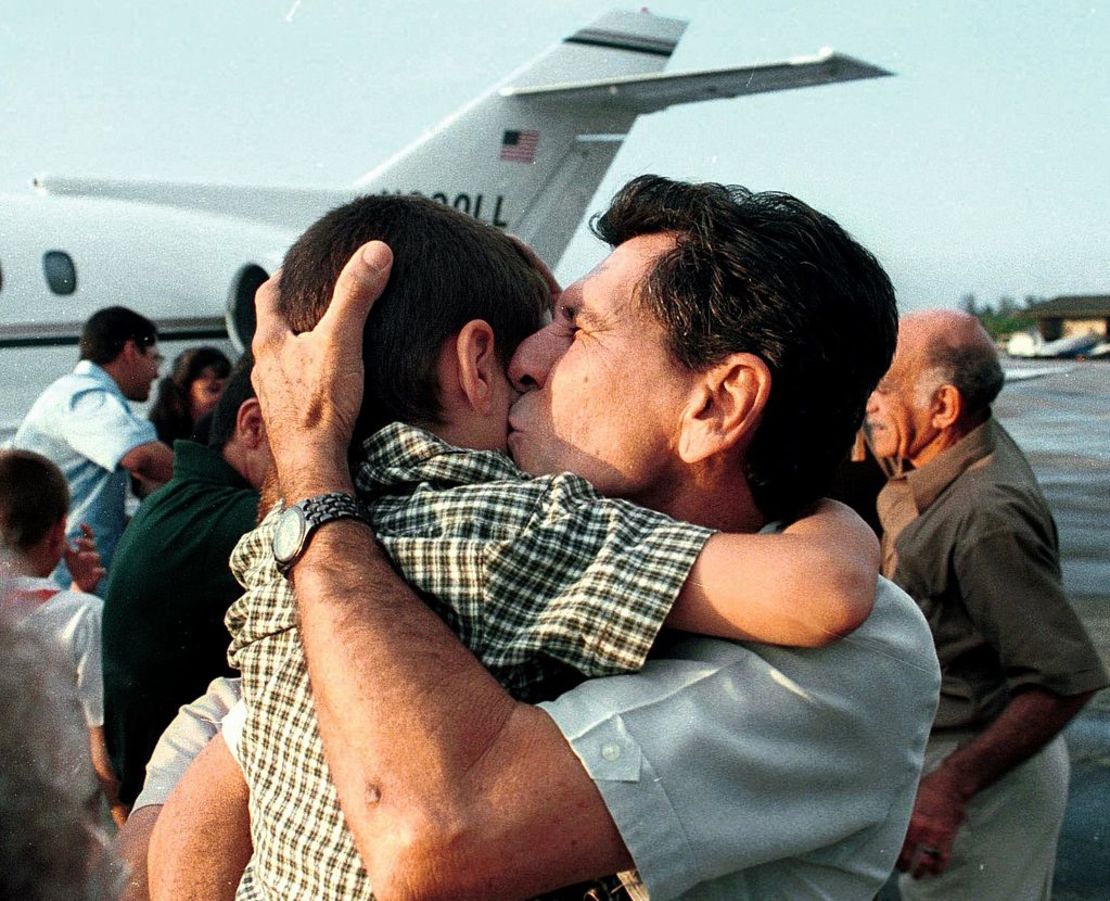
top-left (508, 326), bottom-right (560, 392)
top-left (865, 391), bottom-right (879, 414)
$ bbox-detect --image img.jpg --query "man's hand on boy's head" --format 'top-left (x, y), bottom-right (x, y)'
top-left (252, 241), bottom-right (394, 502)
top-left (66, 523), bottom-right (105, 594)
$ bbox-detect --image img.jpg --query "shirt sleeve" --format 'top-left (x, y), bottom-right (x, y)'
top-left (63, 385), bottom-right (157, 471)
top-left (955, 511), bottom-right (1108, 698)
top-left (131, 677), bottom-right (243, 812)
top-left (221, 697), bottom-right (246, 762)
top-left (479, 475), bottom-right (714, 679)
top-left (539, 595), bottom-right (937, 901)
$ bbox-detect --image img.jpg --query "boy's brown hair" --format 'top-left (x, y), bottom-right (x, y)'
top-left (0, 450), bottom-right (69, 552)
top-left (277, 194), bottom-right (549, 443)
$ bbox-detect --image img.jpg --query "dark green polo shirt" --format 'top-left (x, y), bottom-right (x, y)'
top-left (102, 440), bottom-right (260, 805)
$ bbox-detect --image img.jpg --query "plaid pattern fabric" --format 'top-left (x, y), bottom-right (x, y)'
top-left (226, 422), bottom-right (713, 899)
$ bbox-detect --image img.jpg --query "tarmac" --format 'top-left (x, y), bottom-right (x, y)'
top-left (1054, 694), bottom-right (1110, 899)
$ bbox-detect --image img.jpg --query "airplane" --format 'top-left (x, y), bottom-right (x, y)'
top-left (0, 9), bottom-right (891, 436)
top-left (1006, 330), bottom-right (1103, 360)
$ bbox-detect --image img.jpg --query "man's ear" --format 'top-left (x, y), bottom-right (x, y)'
top-left (453, 320), bottom-right (500, 415)
top-left (677, 353), bottom-right (771, 464)
top-left (118, 339), bottom-right (141, 364)
top-left (930, 384), bottom-right (963, 431)
top-left (235, 398), bottom-right (267, 449)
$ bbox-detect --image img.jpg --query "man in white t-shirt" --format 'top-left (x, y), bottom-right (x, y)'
top-left (0, 448), bottom-right (125, 825)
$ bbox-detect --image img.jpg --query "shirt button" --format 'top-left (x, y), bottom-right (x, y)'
top-left (601, 742), bottom-right (622, 761)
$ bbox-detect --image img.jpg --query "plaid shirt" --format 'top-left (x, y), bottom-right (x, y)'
top-left (226, 423), bottom-right (712, 900)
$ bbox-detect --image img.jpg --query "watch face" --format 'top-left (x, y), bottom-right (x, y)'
top-left (272, 504), bottom-right (308, 565)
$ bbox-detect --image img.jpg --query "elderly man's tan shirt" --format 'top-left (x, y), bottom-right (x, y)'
top-left (877, 418), bottom-right (1107, 731)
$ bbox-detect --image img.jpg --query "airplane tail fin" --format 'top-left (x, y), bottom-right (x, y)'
top-left (355, 11), bottom-right (683, 264)
top-left (355, 10), bottom-right (889, 267)
top-left (354, 10), bottom-right (685, 267)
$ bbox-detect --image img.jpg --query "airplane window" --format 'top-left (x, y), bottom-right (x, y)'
top-left (43, 250), bottom-right (77, 295)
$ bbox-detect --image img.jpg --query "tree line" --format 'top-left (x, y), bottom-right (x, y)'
top-left (958, 294), bottom-right (1040, 340)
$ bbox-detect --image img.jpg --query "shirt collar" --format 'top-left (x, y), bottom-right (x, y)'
top-left (73, 359), bottom-right (127, 402)
top-left (355, 422), bottom-right (520, 493)
top-left (171, 439), bottom-right (253, 490)
top-left (902, 418), bottom-right (997, 513)
top-left (7, 575), bottom-right (59, 594)
top-left (1, 575), bottom-right (62, 612)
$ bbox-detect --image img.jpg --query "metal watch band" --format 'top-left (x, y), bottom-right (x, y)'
top-left (275, 492), bottom-right (370, 575)
top-left (300, 491), bottom-right (367, 528)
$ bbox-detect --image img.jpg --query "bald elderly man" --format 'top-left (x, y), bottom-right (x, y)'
top-left (866, 311), bottom-right (1107, 900)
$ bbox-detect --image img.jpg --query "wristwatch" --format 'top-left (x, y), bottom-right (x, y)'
top-left (271, 492), bottom-right (369, 576)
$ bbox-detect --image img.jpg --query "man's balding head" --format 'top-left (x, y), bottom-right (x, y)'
top-left (867, 310), bottom-right (1004, 468)
top-left (902, 311), bottom-right (1004, 418)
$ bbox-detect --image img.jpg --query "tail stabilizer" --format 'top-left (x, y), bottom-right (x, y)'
top-left (33, 176), bottom-right (352, 234)
top-left (498, 49), bottom-right (892, 113)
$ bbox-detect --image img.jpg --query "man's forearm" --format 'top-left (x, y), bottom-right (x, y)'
top-left (148, 736), bottom-right (251, 901)
top-left (936, 687), bottom-right (1092, 800)
top-left (121, 441), bottom-right (174, 487)
top-left (294, 522), bottom-right (631, 900)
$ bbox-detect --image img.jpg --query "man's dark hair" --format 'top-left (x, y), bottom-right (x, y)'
top-left (277, 195), bottom-right (549, 442)
top-left (79, 306), bottom-right (158, 365)
top-left (592, 175), bottom-right (899, 521)
top-left (207, 353), bottom-right (254, 452)
top-left (926, 339), bottom-right (1004, 420)
top-left (0, 450), bottom-right (69, 552)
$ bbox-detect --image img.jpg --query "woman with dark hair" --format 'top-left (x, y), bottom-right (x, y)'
top-left (148, 347), bottom-right (231, 446)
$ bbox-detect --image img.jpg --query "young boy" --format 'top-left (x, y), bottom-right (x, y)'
top-left (226, 195), bottom-right (879, 898)
top-left (0, 448), bottom-right (125, 826)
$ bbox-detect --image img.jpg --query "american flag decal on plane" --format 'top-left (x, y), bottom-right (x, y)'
top-left (500, 129), bottom-right (539, 163)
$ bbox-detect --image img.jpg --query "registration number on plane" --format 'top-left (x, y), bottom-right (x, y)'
top-left (379, 190), bottom-right (509, 228)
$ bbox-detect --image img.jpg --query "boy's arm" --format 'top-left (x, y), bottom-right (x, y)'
top-left (89, 724), bottom-right (128, 827)
top-left (667, 498), bottom-right (879, 646)
top-left (115, 806), bottom-right (160, 901)
top-left (125, 678), bottom-right (248, 901)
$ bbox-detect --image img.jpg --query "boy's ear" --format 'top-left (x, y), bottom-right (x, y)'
top-left (45, 517), bottom-right (68, 562)
top-left (677, 352), bottom-right (771, 464)
top-left (453, 320), bottom-right (500, 415)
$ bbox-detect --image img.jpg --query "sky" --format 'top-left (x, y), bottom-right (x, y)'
top-left (2, 0), bottom-right (1108, 310)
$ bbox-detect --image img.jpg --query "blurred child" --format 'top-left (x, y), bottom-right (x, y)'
top-left (0, 448), bottom-right (125, 826)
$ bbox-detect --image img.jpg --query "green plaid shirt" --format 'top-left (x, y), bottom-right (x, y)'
top-left (226, 422), bottom-right (712, 900)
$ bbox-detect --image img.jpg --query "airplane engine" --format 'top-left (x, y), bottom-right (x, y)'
top-left (226, 263), bottom-right (270, 351)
